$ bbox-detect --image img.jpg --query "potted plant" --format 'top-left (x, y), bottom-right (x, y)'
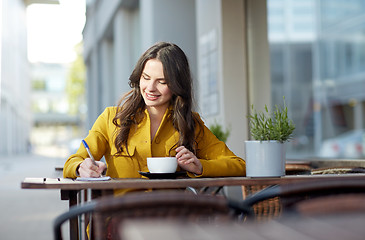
top-left (245, 97), bottom-right (295, 177)
top-left (209, 121), bottom-right (231, 143)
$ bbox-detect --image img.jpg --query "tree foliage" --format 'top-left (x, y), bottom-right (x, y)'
top-left (66, 42), bottom-right (86, 115)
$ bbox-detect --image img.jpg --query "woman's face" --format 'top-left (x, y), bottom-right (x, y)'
top-left (140, 59), bottom-right (173, 113)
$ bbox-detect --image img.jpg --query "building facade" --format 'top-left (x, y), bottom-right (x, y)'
top-left (0, 0), bottom-right (30, 154)
top-left (82, 0), bottom-right (270, 160)
top-left (0, 0), bottom-right (59, 155)
top-left (268, 0), bottom-right (365, 158)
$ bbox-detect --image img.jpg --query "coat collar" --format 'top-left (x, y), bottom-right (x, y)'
top-left (127, 105), bottom-right (174, 159)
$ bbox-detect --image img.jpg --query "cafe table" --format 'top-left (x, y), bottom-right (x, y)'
top-left (120, 213), bottom-right (365, 240)
top-left (21, 173), bottom-right (365, 240)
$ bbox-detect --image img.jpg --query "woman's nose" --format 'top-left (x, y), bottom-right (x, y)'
top-left (146, 80), bottom-right (156, 91)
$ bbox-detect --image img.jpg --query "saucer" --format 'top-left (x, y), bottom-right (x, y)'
top-left (138, 171), bottom-right (187, 179)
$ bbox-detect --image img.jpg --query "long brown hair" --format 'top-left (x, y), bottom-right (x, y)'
top-left (113, 42), bottom-right (201, 155)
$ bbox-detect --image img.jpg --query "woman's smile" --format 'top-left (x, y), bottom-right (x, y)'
top-left (145, 92), bottom-right (161, 100)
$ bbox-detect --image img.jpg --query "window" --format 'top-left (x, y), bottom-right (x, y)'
top-left (268, 0), bottom-right (365, 159)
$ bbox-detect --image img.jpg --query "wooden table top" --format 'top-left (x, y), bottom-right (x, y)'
top-left (21, 173), bottom-right (365, 190)
top-left (121, 213), bottom-right (365, 240)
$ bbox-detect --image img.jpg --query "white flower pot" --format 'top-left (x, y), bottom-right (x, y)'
top-left (244, 140), bottom-right (286, 177)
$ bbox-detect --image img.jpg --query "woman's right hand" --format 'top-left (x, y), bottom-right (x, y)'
top-left (77, 158), bottom-right (107, 178)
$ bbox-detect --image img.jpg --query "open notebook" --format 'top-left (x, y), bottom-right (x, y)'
top-left (76, 176), bottom-right (111, 181)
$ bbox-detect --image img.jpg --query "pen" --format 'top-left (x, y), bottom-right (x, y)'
top-left (81, 140), bottom-right (98, 167)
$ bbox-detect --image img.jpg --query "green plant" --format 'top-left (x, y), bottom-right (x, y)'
top-left (66, 42), bottom-right (86, 115)
top-left (247, 97), bottom-right (295, 143)
top-left (209, 122), bottom-right (231, 143)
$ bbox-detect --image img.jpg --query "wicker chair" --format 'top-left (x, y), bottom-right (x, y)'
top-left (54, 191), bottom-right (236, 240)
top-left (239, 165), bottom-right (365, 221)
top-left (232, 179), bottom-right (365, 221)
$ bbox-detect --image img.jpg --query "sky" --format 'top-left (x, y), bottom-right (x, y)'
top-left (26, 0), bottom-right (86, 63)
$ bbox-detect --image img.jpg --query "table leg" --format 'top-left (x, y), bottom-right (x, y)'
top-left (61, 190), bottom-right (79, 240)
top-left (87, 190), bottom-right (113, 240)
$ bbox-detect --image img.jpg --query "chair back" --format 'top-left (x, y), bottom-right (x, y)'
top-left (92, 191), bottom-right (232, 240)
top-left (234, 179), bottom-right (365, 220)
top-left (53, 202), bottom-right (96, 240)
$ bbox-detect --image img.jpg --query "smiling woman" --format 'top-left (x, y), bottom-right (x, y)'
top-left (63, 42), bottom-right (246, 196)
top-left (26, 0), bottom-right (85, 63)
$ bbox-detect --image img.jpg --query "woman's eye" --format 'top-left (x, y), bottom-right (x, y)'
top-left (159, 80), bottom-right (167, 84)
top-left (142, 75), bottom-right (150, 80)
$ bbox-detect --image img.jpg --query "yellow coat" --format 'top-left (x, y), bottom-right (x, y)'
top-left (63, 107), bottom-right (246, 194)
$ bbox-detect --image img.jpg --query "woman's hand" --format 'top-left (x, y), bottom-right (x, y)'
top-left (175, 146), bottom-right (203, 175)
top-left (77, 158), bottom-right (107, 178)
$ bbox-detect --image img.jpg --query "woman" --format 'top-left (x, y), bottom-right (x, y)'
top-left (63, 42), bottom-right (245, 195)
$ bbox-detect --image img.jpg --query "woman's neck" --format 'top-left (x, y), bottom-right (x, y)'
top-left (146, 105), bottom-right (167, 119)
top-left (147, 105), bottom-right (168, 140)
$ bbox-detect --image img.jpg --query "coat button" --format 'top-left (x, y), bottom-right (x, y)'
top-left (155, 137), bottom-right (160, 144)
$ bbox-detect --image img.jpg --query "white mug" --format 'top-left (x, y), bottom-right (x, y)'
top-left (147, 157), bottom-right (178, 173)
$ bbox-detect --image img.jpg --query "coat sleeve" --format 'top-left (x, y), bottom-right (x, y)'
top-left (63, 107), bottom-right (115, 178)
top-left (189, 114), bottom-right (246, 177)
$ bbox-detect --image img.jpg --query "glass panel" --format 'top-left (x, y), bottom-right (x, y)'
top-left (268, 0), bottom-right (365, 159)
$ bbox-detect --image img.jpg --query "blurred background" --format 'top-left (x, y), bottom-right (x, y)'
top-left (1, 0), bottom-right (365, 239)
top-left (1, 0), bottom-right (86, 158)
top-left (2, 0), bottom-right (365, 160)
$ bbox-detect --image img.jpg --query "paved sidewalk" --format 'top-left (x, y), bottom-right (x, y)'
top-left (0, 154), bottom-right (70, 240)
